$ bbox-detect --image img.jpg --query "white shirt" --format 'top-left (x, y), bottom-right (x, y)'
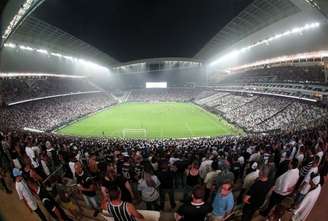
top-left (238, 156), bottom-right (245, 165)
top-left (292, 185), bottom-right (321, 221)
top-left (204, 170), bottom-right (220, 189)
top-left (242, 170), bottom-right (259, 190)
top-left (316, 151), bottom-right (324, 164)
top-left (274, 168), bottom-right (299, 196)
top-left (300, 167), bottom-right (318, 195)
top-left (199, 159), bottom-right (213, 179)
top-left (137, 175), bottom-right (160, 202)
top-left (296, 153), bottom-right (304, 165)
top-left (16, 180), bottom-right (38, 210)
top-left (249, 152), bottom-right (261, 162)
top-left (25, 146), bottom-right (39, 168)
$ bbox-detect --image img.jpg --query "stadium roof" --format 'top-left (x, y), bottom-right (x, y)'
top-left (9, 16), bottom-right (118, 66)
top-left (195, 0), bottom-right (301, 61)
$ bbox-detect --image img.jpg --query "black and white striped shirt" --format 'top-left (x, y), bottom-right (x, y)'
top-left (108, 201), bottom-right (137, 221)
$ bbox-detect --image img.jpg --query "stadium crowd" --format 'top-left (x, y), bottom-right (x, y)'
top-left (219, 65), bottom-right (326, 85)
top-left (196, 93), bottom-right (328, 133)
top-left (0, 118), bottom-right (327, 221)
top-left (0, 78), bottom-right (95, 103)
top-left (127, 88), bottom-right (203, 102)
top-left (0, 93), bottom-right (116, 132)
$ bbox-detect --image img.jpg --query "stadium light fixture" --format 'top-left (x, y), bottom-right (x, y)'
top-left (4, 43), bottom-right (16, 48)
top-left (51, 52), bottom-right (63, 57)
top-left (19, 45), bottom-right (34, 51)
top-left (226, 50), bottom-right (328, 72)
top-left (2, 0), bottom-right (34, 41)
top-left (0, 72), bottom-right (86, 79)
top-left (209, 22), bottom-right (320, 68)
top-left (36, 49), bottom-right (48, 54)
top-left (4, 41), bottom-right (110, 72)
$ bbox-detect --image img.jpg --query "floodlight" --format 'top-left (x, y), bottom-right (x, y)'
top-left (36, 49), bottom-right (48, 54)
top-left (19, 45), bottom-right (34, 51)
top-left (4, 43), bottom-right (16, 48)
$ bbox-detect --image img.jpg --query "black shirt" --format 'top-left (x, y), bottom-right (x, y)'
top-left (101, 175), bottom-right (132, 202)
top-left (158, 170), bottom-right (173, 189)
top-left (76, 172), bottom-right (96, 197)
top-left (246, 179), bottom-right (272, 208)
top-left (38, 186), bottom-right (57, 213)
top-left (177, 202), bottom-right (212, 221)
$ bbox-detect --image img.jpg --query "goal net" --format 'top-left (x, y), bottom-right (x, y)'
top-left (122, 128), bottom-right (147, 138)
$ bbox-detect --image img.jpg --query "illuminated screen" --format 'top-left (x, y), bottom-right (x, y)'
top-left (146, 82), bottom-right (167, 88)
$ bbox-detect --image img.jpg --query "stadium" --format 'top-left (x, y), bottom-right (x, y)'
top-left (0, 0), bottom-right (328, 221)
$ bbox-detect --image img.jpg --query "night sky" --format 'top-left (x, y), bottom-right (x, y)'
top-left (34, 0), bottom-right (253, 62)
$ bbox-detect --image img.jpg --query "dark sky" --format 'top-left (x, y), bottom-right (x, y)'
top-left (34, 0), bottom-right (253, 62)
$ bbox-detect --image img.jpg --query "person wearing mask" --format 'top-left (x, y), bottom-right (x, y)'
top-left (108, 186), bottom-right (144, 221)
top-left (13, 168), bottom-right (47, 221)
top-left (175, 185), bottom-right (212, 221)
top-left (242, 166), bottom-right (273, 221)
top-left (211, 181), bottom-right (234, 221)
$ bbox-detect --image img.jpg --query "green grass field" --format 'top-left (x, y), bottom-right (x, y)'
top-left (56, 102), bottom-right (243, 139)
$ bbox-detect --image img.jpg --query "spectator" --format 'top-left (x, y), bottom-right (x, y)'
top-left (74, 162), bottom-right (100, 217)
top-left (158, 162), bottom-right (176, 210)
top-left (137, 167), bottom-right (161, 210)
top-left (108, 186), bottom-right (145, 221)
top-left (242, 166), bottom-right (273, 221)
top-left (175, 185), bottom-right (212, 221)
top-left (13, 168), bottom-right (47, 221)
top-left (261, 159), bottom-right (299, 216)
top-left (291, 175), bottom-right (321, 221)
top-left (211, 181), bottom-right (234, 221)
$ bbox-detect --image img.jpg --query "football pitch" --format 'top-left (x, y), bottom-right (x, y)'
top-left (56, 102), bottom-right (243, 139)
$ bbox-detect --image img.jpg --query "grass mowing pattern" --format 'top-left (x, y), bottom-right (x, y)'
top-left (56, 102), bottom-right (243, 139)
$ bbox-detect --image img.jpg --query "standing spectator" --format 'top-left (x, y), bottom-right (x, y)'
top-left (183, 161), bottom-right (200, 202)
top-left (294, 155), bottom-right (320, 205)
top-left (25, 138), bottom-right (45, 178)
top-left (137, 167), bottom-right (160, 210)
top-left (13, 168), bottom-right (47, 221)
top-left (29, 182), bottom-right (73, 221)
top-left (101, 165), bottom-right (134, 204)
top-left (211, 181), bottom-right (234, 221)
top-left (175, 185), bottom-right (212, 221)
top-left (215, 160), bottom-right (235, 189)
top-left (261, 159), bottom-right (299, 216)
top-left (158, 162), bottom-right (176, 210)
top-left (203, 161), bottom-right (219, 200)
top-left (291, 175), bottom-right (321, 221)
top-left (199, 156), bottom-right (213, 181)
top-left (108, 186), bottom-right (144, 221)
top-left (0, 167), bottom-right (12, 193)
top-left (74, 162), bottom-right (99, 217)
top-left (242, 166), bottom-right (272, 221)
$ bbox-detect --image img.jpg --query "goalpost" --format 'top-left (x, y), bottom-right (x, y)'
top-left (122, 128), bottom-right (147, 138)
